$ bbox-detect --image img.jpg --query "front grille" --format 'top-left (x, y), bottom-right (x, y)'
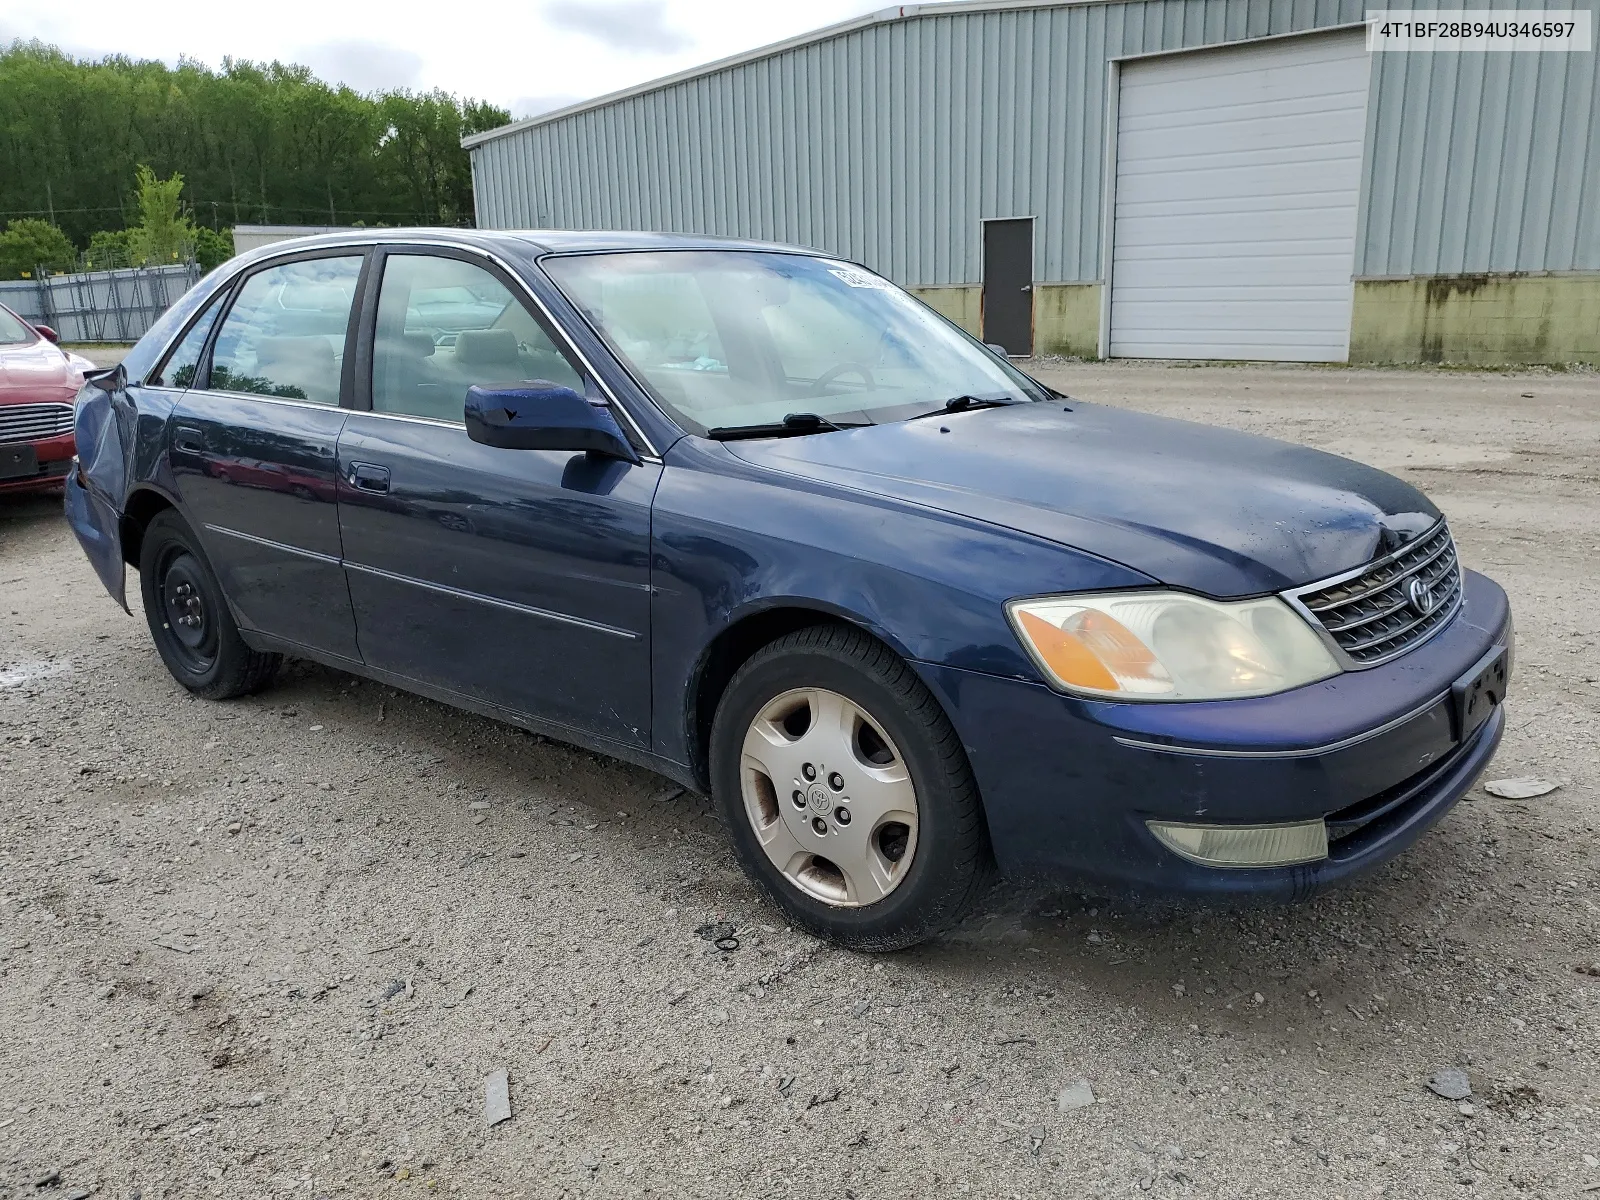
top-left (0, 402), bottom-right (75, 445)
top-left (1286, 521), bottom-right (1462, 668)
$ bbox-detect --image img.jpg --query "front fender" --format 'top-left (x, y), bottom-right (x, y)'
top-left (649, 437), bottom-right (1155, 767)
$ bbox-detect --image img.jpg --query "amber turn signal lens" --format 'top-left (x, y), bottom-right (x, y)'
top-left (1015, 609), bottom-right (1117, 692)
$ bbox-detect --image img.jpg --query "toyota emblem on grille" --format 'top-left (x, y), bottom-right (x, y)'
top-left (1406, 577), bottom-right (1437, 616)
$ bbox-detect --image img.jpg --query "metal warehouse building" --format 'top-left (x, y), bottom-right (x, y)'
top-left (465, 0), bottom-right (1600, 365)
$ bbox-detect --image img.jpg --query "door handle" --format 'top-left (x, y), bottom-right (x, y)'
top-left (173, 425), bottom-right (204, 454)
top-left (1020, 285), bottom-right (1033, 293)
top-left (347, 462), bottom-right (391, 494)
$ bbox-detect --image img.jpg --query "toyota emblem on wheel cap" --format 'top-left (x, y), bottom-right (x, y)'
top-left (1406, 577), bottom-right (1436, 616)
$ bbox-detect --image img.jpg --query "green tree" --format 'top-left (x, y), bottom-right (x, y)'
top-left (0, 217), bottom-right (74, 278)
top-left (193, 226), bottom-right (233, 270)
top-left (86, 228), bottom-right (134, 268)
top-left (127, 164), bottom-right (194, 264)
top-left (0, 40), bottom-right (510, 247)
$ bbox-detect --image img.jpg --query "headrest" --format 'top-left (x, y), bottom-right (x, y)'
top-left (454, 328), bottom-right (519, 367)
top-left (279, 284), bottom-right (351, 312)
top-left (255, 336), bottom-right (335, 369)
top-left (378, 332), bottom-right (436, 360)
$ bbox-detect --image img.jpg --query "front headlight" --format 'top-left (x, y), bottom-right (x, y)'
top-left (1007, 590), bottom-right (1340, 701)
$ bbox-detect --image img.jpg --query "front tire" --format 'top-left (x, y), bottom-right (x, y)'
top-left (138, 509), bottom-right (280, 699)
top-left (710, 624), bottom-right (989, 951)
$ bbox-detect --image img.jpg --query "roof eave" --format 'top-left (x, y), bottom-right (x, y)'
top-left (462, 0), bottom-right (1113, 150)
top-left (464, 2), bottom-right (921, 150)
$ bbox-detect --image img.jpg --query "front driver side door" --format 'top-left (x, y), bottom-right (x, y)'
top-left (335, 248), bottom-right (660, 748)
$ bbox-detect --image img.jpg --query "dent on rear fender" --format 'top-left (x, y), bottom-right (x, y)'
top-left (66, 384), bottom-right (136, 612)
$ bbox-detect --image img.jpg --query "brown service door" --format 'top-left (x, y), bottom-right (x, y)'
top-left (982, 218), bottom-right (1034, 355)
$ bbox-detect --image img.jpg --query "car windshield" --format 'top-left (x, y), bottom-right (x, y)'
top-left (543, 250), bottom-right (1041, 434)
top-left (0, 306), bottom-right (35, 345)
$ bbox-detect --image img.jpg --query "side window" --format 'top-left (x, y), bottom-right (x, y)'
top-left (206, 256), bottom-right (362, 405)
top-left (149, 289), bottom-right (226, 389)
top-left (372, 254), bottom-right (583, 422)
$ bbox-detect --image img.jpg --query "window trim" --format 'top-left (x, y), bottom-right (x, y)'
top-left (194, 246), bottom-right (372, 408)
top-left (356, 246), bottom-right (586, 421)
top-left (145, 283), bottom-right (230, 390)
top-left (153, 236), bottom-right (660, 458)
top-left (349, 242), bottom-right (658, 459)
top-left (354, 245), bottom-right (630, 443)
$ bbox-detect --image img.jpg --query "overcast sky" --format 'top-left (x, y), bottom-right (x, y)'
top-left (0, 0), bottom-right (885, 121)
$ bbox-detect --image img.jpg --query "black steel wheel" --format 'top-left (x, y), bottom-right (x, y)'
top-left (138, 508), bottom-right (280, 699)
top-left (156, 549), bottom-right (219, 675)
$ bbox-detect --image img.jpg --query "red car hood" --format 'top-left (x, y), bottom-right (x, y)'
top-left (0, 339), bottom-right (83, 400)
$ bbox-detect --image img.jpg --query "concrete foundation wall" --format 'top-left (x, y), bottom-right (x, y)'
top-left (1351, 273), bottom-right (1600, 366)
top-left (909, 285), bottom-right (981, 337)
top-left (914, 274), bottom-right (1600, 365)
top-left (1034, 283), bottom-right (1101, 358)
top-left (910, 282), bottom-right (1101, 357)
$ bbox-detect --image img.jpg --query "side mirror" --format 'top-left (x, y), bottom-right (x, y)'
top-left (985, 342), bottom-right (1011, 357)
top-left (35, 324), bottom-right (60, 344)
top-left (464, 381), bottom-right (639, 463)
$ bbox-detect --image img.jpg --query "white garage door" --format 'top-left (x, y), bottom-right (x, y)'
top-left (1109, 32), bottom-right (1372, 361)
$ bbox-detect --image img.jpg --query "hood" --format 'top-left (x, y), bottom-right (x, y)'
top-left (724, 401), bottom-right (1439, 597)
top-left (0, 338), bottom-right (83, 399)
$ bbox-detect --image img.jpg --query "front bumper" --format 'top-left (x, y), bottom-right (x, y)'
top-left (0, 432), bottom-right (75, 492)
top-left (917, 569), bottom-right (1513, 899)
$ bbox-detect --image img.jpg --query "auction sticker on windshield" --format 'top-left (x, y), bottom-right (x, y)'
top-left (828, 265), bottom-right (894, 289)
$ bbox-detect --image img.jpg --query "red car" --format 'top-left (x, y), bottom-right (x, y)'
top-left (0, 302), bottom-right (93, 494)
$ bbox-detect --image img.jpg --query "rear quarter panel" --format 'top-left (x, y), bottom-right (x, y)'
top-left (67, 271), bottom-right (224, 610)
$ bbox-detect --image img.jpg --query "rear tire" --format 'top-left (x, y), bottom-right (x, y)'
top-left (710, 624), bottom-right (989, 951)
top-left (138, 509), bottom-right (280, 699)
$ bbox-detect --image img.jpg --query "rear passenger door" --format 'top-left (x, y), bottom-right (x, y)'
top-left (335, 247), bottom-right (659, 747)
top-left (169, 251), bottom-right (366, 662)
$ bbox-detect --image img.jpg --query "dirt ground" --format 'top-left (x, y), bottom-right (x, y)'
top-left (1, 361), bottom-right (1597, 1200)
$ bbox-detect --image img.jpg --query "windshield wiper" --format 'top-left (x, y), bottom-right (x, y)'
top-left (907, 395), bottom-right (1023, 420)
top-left (704, 412), bottom-right (872, 441)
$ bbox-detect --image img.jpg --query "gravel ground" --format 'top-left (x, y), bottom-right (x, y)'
top-left (1, 362), bottom-right (1597, 1199)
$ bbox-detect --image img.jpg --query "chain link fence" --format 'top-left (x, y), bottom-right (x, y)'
top-left (0, 260), bottom-right (201, 344)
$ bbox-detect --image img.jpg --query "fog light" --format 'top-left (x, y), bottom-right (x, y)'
top-left (1146, 819), bottom-right (1328, 868)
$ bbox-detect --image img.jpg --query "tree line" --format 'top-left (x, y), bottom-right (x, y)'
top-left (0, 40), bottom-right (510, 276)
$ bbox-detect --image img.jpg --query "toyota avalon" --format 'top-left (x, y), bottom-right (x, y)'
top-left (65, 230), bottom-right (1512, 949)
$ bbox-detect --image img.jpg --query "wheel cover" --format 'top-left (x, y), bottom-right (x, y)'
top-left (159, 551), bottom-right (218, 672)
top-left (739, 687), bottom-right (919, 908)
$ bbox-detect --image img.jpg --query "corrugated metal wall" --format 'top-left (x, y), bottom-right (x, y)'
top-left (1360, 4), bottom-right (1600, 276)
top-left (470, 0), bottom-right (1600, 285)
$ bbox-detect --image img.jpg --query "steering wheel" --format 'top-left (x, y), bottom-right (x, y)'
top-left (809, 362), bottom-right (876, 395)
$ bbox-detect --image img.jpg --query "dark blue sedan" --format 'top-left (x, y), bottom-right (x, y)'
top-left (66, 230), bottom-right (1512, 949)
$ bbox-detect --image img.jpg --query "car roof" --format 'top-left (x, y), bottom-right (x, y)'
top-left (235, 227), bottom-right (822, 261)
